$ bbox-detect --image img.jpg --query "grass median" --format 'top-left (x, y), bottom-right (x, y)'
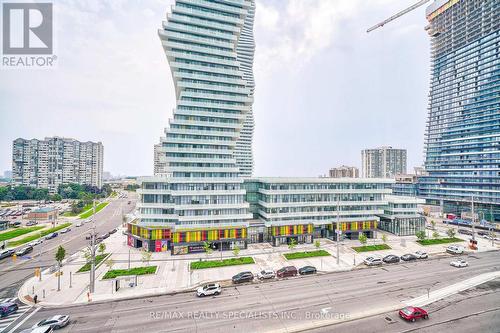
top-left (79, 202), bottom-right (109, 219)
top-left (283, 250), bottom-right (331, 260)
top-left (103, 266), bottom-right (157, 279)
top-left (62, 203), bottom-right (93, 217)
top-left (0, 226), bottom-right (44, 241)
top-left (77, 253), bottom-right (110, 273)
top-left (8, 223), bottom-right (72, 247)
top-left (190, 257), bottom-right (255, 270)
top-left (417, 237), bottom-right (464, 246)
top-left (352, 244), bottom-right (392, 253)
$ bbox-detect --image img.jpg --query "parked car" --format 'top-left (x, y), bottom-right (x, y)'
top-left (196, 283), bottom-right (221, 297)
top-left (450, 258), bottom-right (468, 268)
top-left (29, 239), bottom-right (43, 247)
top-left (16, 246), bottom-right (33, 256)
top-left (9, 221), bottom-right (21, 228)
top-left (60, 228), bottom-right (71, 234)
top-left (45, 233), bottom-right (58, 240)
top-left (0, 302), bottom-right (18, 317)
top-left (102, 233), bottom-right (110, 239)
top-left (257, 269), bottom-right (275, 280)
top-left (399, 306), bottom-right (428, 322)
top-left (364, 256), bottom-right (383, 266)
top-left (383, 254), bottom-right (400, 264)
top-left (276, 266), bottom-right (298, 278)
top-left (299, 266), bottom-right (317, 275)
top-left (458, 229), bottom-right (472, 235)
top-left (31, 315), bottom-right (70, 330)
top-left (446, 245), bottom-right (464, 254)
top-left (20, 326), bottom-right (54, 333)
top-left (415, 251), bottom-right (428, 259)
top-left (400, 254), bottom-right (417, 262)
top-left (0, 249), bottom-right (15, 260)
top-left (26, 220), bottom-right (38, 226)
top-left (232, 271), bottom-right (254, 284)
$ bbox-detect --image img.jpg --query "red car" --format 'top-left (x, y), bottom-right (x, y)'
top-left (399, 306), bottom-right (428, 322)
top-left (276, 266), bottom-right (297, 278)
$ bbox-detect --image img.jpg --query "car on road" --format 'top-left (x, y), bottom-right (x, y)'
top-left (364, 256), bottom-right (383, 266)
top-left (477, 231), bottom-right (488, 236)
top-left (450, 258), bottom-right (468, 268)
top-left (32, 315), bottom-right (70, 330)
top-left (400, 254), bottom-right (417, 262)
top-left (415, 251), bottom-right (428, 259)
top-left (383, 254), bottom-right (400, 264)
top-left (45, 232), bottom-right (58, 240)
top-left (102, 233), bottom-right (110, 239)
top-left (20, 326), bottom-right (54, 333)
top-left (16, 246), bottom-right (33, 256)
top-left (196, 283), bottom-right (221, 297)
top-left (26, 220), bottom-right (38, 226)
top-left (399, 306), bottom-right (428, 322)
top-left (276, 266), bottom-right (298, 278)
top-left (232, 271), bottom-right (254, 284)
top-left (29, 239), bottom-right (43, 247)
top-left (257, 269), bottom-right (276, 280)
top-left (458, 229), bottom-right (472, 235)
top-left (109, 228), bottom-right (117, 234)
top-left (75, 222), bottom-right (83, 227)
top-left (60, 228), bottom-right (71, 234)
top-left (128, 201), bottom-right (131, 205)
top-left (9, 221), bottom-right (21, 228)
top-left (446, 245), bottom-right (464, 254)
top-left (0, 302), bottom-right (18, 317)
top-left (299, 266), bottom-right (317, 275)
top-left (0, 249), bottom-right (15, 260)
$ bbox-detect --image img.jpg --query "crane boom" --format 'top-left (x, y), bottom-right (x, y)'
top-left (366, 0), bottom-right (431, 33)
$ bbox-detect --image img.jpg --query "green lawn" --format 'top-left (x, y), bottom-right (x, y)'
top-left (62, 203), bottom-right (93, 217)
top-left (0, 226), bottom-right (44, 241)
top-left (283, 250), bottom-right (331, 260)
top-left (352, 244), bottom-right (392, 253)
top-left (190, 257), bottom-right (255, 270)
top-left (8, 223), bottom-right (72, 247)
top-left (417, 237), bottom-right (464, 246)
top-left (79, 202), bottom-right (108, 219)
top-left (77, 253), bottom-right (110, 273)
top-left (103, 266), bottom-right (157, 279)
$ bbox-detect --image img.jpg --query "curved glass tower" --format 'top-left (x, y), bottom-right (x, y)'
top-left (150, 0), bottom-right (255, 230)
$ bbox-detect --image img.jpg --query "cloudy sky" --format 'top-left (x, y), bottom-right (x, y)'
top-left (0, 0), bottom-right (430, 177)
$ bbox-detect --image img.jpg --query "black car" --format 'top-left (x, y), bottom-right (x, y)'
top-left (232, 271), bottom-right (254, 284)
top-left (45, 232), bottom-right (58, 240)
top-left (401, 254), bottom-right (417, 261)
top-left (299, 266), bottom-right (317, 275)
top-left (109, 229), bottom-right (117, 234)
top-left (477, 231), bottom-right (488, 236)
top-left (383, 254), bottom-right (400, 264)
top-left (458, 229), bottom-right (473, 235)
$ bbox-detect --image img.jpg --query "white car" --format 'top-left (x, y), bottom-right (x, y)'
top-left (29, 239), bottom-right (43, 246)
top-left (450, 259), bottom-right (468, 268)
top-left (60, 228), bottom-right (71, 234)
top-left (75, 222), bottom-right (83, 227)
top-left (364, 256), bottom-right (383, 266)
top-left (446, 245), bottom-right (464, 254)
top-left (257, 269), bottom-right (276, 280)
top-left (32, 315), bottom-right (70, 330)
top-left (196, 283), bottom-right (221, 297)
top-left (415, 251), bottom-right (428, 259)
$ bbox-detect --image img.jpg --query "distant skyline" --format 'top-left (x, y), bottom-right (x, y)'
top-left (0, 0), bottom-right (430, 177)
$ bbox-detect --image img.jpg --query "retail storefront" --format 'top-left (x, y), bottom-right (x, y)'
top-left (268, 224), bottom-right (313, 246)
top-left (378, 216), bottom-right (425, 236)
top-left (330, 221), bottom-right (378, 239)
top-left (170, 227), bottom-right (248, 255)
top-left (126, 223), bottom-right (171, 252)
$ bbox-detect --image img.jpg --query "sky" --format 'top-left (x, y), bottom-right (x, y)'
top-left (0, 0), bottom-right (430, 178)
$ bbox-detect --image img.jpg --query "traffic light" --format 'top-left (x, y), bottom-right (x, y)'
top-left (34, 267), bottom-right (40, 277)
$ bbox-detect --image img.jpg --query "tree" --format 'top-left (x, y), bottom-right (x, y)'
top-left (105, 259), bottom-right (114, 269)
top-left (232, 245), bottom-right (240, 257)
top-left (98, 242), bottom-right (106, 256)
top-left (446, 228), bottom-right (456, 238)
top-left (381, 234), bottom-right (388, 244)
top-left (288, 238), bottom-right (297, 251)
top-left (358, 233), bottom-right (367, 246)
top-left (55, 245), bottom-right (66, 267)
top-left (141, 249), bottom-right (152, 266)
top-left (416, 230), bottom-right (426, 241)
top-left (431, 220), bottom-right (436, 230)
top-left (82, 248), bottom-right (91, 264)
top-left (50, 193), bottom-right (62, 202)
top-left (432, 231), bottom-right (440, 239)
top-left (314, 240), bottom-right (321, 250)
top-left (203, 241), bottom-right (213, 257)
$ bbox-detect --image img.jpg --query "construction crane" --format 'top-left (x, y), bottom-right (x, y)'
top-left (366, 0), bottom-right (432, 33)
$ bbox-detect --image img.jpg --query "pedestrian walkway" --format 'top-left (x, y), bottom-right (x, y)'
top-left (0, 298), bottom-right (31, 333)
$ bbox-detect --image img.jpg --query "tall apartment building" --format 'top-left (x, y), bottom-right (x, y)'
top-left (419, 0), bottom-right (500, 219)
top-left (361, 146), bottom-right (407, 178)
top-left (329, 166), bottom-right (359, 178)
top-left (12, 137), bottom-right (103, 193)
top-left (134, 0), bottom-right (255, 249)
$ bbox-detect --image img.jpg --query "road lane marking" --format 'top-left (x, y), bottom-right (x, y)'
top-left (6, 306), bottom-right (39, 333)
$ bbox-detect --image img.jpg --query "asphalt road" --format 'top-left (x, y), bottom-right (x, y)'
top-left (0, 192), bottom-right (136, 300)
top-left (14, 250), bottom-right (500, 333)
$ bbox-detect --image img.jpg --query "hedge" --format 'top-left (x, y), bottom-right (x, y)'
top-left (77, 253), bottom-right (110, 273)
top-left (417, 237), bottom-right (464, 246)
top-left (103, 266), bottom-right (157, 279)
top-left (190, 257), bottom-right (254, 270)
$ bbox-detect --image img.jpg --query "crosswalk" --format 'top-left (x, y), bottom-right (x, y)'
top-left (0, 298), bottom-right (32, 333)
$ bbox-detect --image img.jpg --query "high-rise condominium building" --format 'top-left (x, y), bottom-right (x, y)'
top-left (12, 137), bottom-right (103, 193)
top-left (361, 146), bottom-right (407, 178)
top-left (138, 0), bottom-right (255, 235)
top-left (419, 0), bottom-right (500, 218)
top-left (329, 166), bottom-right (359, 178)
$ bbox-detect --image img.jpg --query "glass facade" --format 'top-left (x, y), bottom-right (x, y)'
top-left (419, 0), bottom-right (500, 219)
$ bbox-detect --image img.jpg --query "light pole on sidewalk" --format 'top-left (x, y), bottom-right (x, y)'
top-left (89, 200), bottom-right (97, 294)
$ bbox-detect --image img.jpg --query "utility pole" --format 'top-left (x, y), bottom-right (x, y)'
top-left (490, 205), bottom-right (494, 247)
top-left (471, 196), bottom-right (475, 242)
top-left (336, 197), bottom-right (340, 265)
top-left (89, 200), bottom-right (96, 294)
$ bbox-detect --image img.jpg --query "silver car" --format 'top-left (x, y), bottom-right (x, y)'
top-left (257, 269), bottom-right (276, 280)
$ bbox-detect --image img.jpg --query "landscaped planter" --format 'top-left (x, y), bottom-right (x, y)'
top-left (417, 237), bottom-right (464, 246)
top-left (102, 266), bottom-right (158, 279)
top-left (190, 257), bottom-right (255, 270)
top-left (283, 250), bottom-right (330, 260)
top-left (352, 244), bottom-right (391, 253)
